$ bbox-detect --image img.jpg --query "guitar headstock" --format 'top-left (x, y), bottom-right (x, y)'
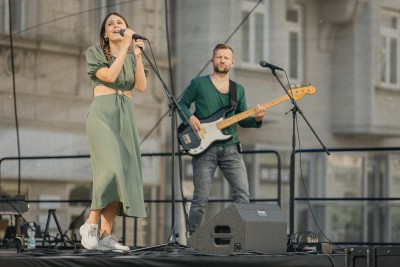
top-left (288, 85), bottom-right (316, 100)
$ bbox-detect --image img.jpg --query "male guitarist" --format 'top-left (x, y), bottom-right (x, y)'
top-left (178, 44), bottom-right (266, 233)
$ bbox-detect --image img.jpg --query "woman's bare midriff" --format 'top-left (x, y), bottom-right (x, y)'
top-left (93, 86), bottom-right (132, 98)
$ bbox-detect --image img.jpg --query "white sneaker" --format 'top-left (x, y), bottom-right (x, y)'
top-left (98, 234), bottom-right (130, 251)
top-left (79, 222), bottom-right (99, 249)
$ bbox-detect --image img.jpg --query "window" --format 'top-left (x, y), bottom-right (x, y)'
top-left (2, 0), bottom-right (26, 34)
top-left (286, 5), bottom-right (303, 82)
top-left (380, 11), bottom-right (399, 87)
top-left (241, 1), bottom-right (265, 65)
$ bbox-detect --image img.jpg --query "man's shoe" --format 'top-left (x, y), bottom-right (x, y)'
top-left (98, 234), bottom-right (130, 251)
top-left (79, 222), bottom-right (99, 249)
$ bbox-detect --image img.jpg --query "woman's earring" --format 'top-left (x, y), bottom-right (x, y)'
top-left (104, 36), bottom-right (108, 41)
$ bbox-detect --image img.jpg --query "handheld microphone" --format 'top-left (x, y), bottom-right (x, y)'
top-left (119, 29), bottom-right (147, 40)
top-left (260, 60), bottom-right (284, 71)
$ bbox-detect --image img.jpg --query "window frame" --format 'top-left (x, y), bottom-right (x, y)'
top-left (240, 0), bottom-right (266, 67)
top-left (2, 0), bottom-right (26, 34)
top-left (380, 10), bottom-right (399, 89)
top-left (286, 4), bottom-right (304, 83)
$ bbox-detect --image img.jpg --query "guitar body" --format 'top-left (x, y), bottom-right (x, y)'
top-left (178, 107), bottom-right (234, 156)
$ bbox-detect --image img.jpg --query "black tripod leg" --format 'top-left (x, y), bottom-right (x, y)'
top-left (42, 209), bottom-right (53, 247)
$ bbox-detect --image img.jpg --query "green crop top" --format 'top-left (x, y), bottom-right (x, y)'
top-left (86, 46), bottom-right (138, 91)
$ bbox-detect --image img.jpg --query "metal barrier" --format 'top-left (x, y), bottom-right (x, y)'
top-left (294, 146), bottom-right (400, 247)
top-left (2, 147), bottom-right (399, 247)
top-left (0, 150), bottom-right (282, 247)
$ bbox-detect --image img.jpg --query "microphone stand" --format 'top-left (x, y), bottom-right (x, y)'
top-left (137, 45), bottom-right (199, 249)
top-left (269, 68), bottom-right (330, 236)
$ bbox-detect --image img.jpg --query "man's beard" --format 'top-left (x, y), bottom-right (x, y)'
top-left (214, 64), bottom-right (230, 74)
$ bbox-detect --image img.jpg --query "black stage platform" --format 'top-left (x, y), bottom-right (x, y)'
top-left (0, 246), bottom-right (345, 267)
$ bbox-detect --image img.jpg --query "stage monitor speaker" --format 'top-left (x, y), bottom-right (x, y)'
top-left (371, 247), bottom-right (400, 267)
top-left (346, 247), bottom-right (370, 267)
top-left (187, 203), bottom-right (287, 255)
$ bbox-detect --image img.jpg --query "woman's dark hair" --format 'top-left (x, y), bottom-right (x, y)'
top-left (99, 12), bottom-right (129, 62)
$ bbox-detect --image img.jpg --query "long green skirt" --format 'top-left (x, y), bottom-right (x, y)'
top-left (86, 94), bottom-right (147, 218)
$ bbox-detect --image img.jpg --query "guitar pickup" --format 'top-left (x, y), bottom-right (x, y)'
top-left (182, 134), bottom-right (191, 145)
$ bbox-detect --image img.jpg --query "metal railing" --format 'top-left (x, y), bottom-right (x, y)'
top-left (293, 146), bottom-right (400, 247)
top-left (0, 150), bottom-right (282, 247)
top-left (1, 147), bottom-right (400, 247)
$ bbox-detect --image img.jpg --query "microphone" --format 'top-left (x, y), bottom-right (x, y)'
top-left (119, 29), bottom-right (147, 40)
top-left (260, 60), bottom-right (284, 71)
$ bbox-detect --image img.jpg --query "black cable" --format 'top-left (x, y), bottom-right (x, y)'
top-left (164, 0), bottom-right (175, 94)
top-left (296, 114), bottom-right (343, 252)
top-left (320, 252), bottom-right (336, 267)
top-left (164, 0), bottom-right (192, 241)
top-left (279, 69), bottom-right (337, 259)
top-left (7, 0), bottom-right (22, 194)
top-left (5, 200), bottom-right (77, 251)
top-left (5, 201), bottom-right (59, 243)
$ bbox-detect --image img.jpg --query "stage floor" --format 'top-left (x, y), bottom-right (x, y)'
top-left (0, 246), bottom-right (345, 267)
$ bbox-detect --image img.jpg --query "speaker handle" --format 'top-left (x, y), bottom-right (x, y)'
top-left (211, 233), bottom-right (233, 239)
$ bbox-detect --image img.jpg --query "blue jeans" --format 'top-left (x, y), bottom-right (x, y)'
top-left (188, 145), bottom-right (250, 233)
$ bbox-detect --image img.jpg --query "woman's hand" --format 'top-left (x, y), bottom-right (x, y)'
top-left (133, 39), bottom-right (144, 57)
top-left (121, 28), bottom-right (135, 49)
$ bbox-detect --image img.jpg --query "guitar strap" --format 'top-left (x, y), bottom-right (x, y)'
top-left (229, 80), bottom-right (243, 153)
top-left (229, 80), bottom-right (238, 110)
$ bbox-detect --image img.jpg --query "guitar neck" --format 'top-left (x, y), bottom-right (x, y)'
top-left (216, 94), bottom-right (292, 130)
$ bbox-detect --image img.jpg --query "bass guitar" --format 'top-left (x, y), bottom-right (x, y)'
top-left (178, 86), bottom-right (316, 156)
